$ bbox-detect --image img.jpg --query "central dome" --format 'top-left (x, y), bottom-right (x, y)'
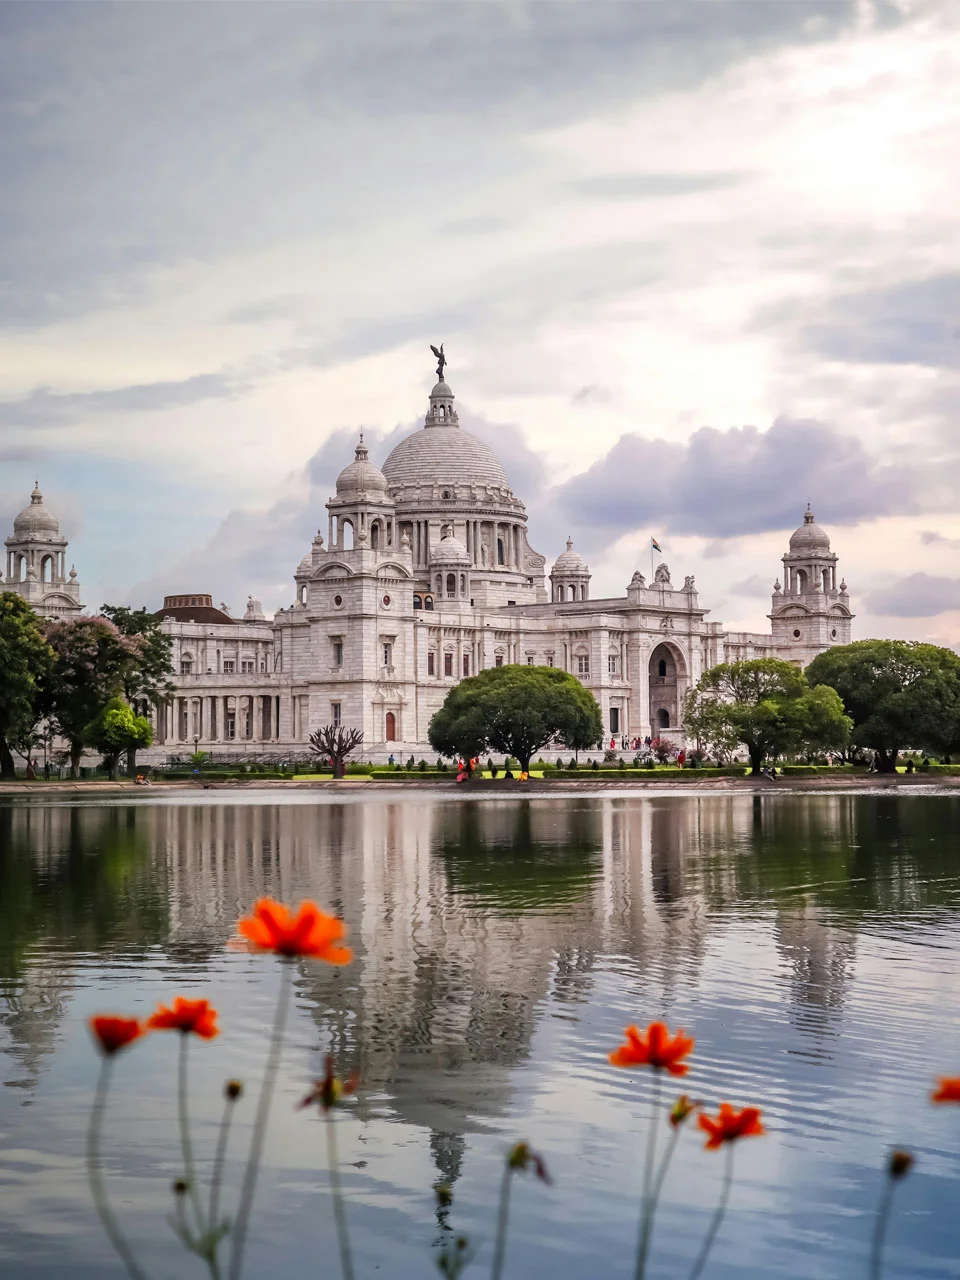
top-left (382, 427), bottom-right (511, 492)
top-left (13, 484), bottom-right (60, 537)
top-left (789, 505), bottom-right (831, 553)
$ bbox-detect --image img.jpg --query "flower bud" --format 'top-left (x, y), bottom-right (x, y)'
top-left (669, 1094), bottom-right (699, 1128)
top-left (172, 1178), bottom-right (189, 1196)
top-left (225, 1079), bottom-right (243, 1101)
top-left (889, 1149), bottom-right (914, 1180)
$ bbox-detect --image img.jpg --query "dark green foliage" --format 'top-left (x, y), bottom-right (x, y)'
top-left (0, 593), bottom-right (53, 780)
top-left (806, 639), bottom-right (960, 772)
top-left (86, 697), bottom-right (153, 780)
top-left (429, 665), bottom-right (603, 773)
top-left (683, 657), bottom-right (851, 776)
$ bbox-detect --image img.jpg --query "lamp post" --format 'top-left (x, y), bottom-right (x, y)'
top-left (193, 734), bottom-right (200, 775)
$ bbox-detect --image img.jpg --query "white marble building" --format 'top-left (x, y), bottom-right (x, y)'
top-left (145, 367), bottom-right (854, 758)
top-left (1, 365), bottom-right (854, 759)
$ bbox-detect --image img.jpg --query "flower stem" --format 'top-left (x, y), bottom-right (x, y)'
top-left (490, 1160), bottom-right (513, 1280)
top-left (86, 1057), bottom-right (152, 1280)
top-left (637, 1116), bottom-right (682, 1280)
top-left (634, 1069), bottom-right (662, 1280)
top-left (227, 964), bottom-right (292, 1280)
top-left (178, 1033), bottom-right (207, 1236)
top-left (869, 1174), bottom-right (898, 1280)
top-left (208, 1091), bottom-right (238, 1235)
top-left (325, 1112), bottom-right (356, 1280)
top-left (688, 1143), bottom-right (735, 1280)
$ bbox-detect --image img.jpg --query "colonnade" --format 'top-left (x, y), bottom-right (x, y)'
top-left (157, 694), bottom-right (283, 745)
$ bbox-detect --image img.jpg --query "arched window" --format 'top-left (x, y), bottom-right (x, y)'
top-left (40, 555), bottom-right (53, 583)
top-left (497, 538), bottom-right (505, 565)
top-left (413, 594), bottom-right (423, 610)
top-left (385, 711), bottom-right (397, 741)
top-left (446, 572), bottom-right (456, 597)
top-left (657, 708), bottom-right (670, 729)
top-left (370, 522), bottom-right (380, 549)
top-left (658, 659), bottom-right (667, 677)
top-left (460, 573), bottom-right (466, 595)
top-left (425, 595), bottom-right (435, 611)
top-left (568, 584), bottom-right (576, 601)
top-left (795, 568), bottom-right (807, 593)
top-left (822, 568), bottom-right (830, 592)
top-left (342, 520), bottom-right (354, 550)
top-left (300, 585), bottom-right (307, 605)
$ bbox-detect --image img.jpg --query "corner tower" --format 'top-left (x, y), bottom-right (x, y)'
top-left (3, 483), bottom-right (83, 618)
top-left (769, 505), bottom-right (853, 665)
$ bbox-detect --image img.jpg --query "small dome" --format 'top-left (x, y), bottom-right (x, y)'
top-left (296, 552), bottom-right (313, 576)
top-left (13, 484), bottom-right (60, 537)
top-left (789, 505), bottom-right (831, 552)
top-left (551, 537), bottom-right (589, 574)
top-left (432, 529), bottom-right (470, 566)
top-left (335, 439), bottom-right (389, 498)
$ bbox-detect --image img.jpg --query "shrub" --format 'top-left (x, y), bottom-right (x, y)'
top-left (418, 759), bottom-right (428, 772)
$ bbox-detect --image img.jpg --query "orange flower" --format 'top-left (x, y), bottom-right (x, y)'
top-left (236, 898), bottom-right (353, 962)
top-left (609, 1021), bottom-right (695, 1075)
top-left (147, 997), bottom-right (219, 1039)
top-left (698, 1103), bottom-right (765, 1150)
top-left (932, 1077), bottom-right (960, 1103)
top-left (89, 1015), bottom-right (146, 1057)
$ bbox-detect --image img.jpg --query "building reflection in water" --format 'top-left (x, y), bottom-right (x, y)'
top-left (3, 793), bottom-right (959, 1171)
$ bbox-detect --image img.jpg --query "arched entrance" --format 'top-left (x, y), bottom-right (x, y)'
top-left (385, 711), bottom-right (397, 741)
top-left (649, 642), bottom-right (685, 736)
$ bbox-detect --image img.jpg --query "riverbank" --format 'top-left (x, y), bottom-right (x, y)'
top-left (1, 771), bottom-right (958, 798)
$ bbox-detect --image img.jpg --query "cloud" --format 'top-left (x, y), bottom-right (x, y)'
top-left (552, 417), bottom-right (917, 548)
top-left (868, 573), bottom-right (960, 618)
top-left (729, 575), bottom-right (773, 598)
top-left (0, 372), bottom-right (247, 429)
top-left (0, 1), bottom-right (883, 328)
top-left (569, 171), bottom-right (747, 199)
top-left (571, 383), bottom-right (613, 405)
top-left (803, 273), bottom-right (960, 368)
top-left (920, 530), bottom-right (960, 550)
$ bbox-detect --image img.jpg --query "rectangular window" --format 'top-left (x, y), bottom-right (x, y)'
top-left (331, 702), bottom-right (341, 727)
top-left (495, 654), bottom-right (504, 668)
top-left (577, 655), bottom-right (589, 675)
top-left (444, 652), bottom-right (453, 677)
top-left (333, 641), bottom-right (343, 666)
top-left (610, 707), bottom-right (620, 734)
top-left (241, 659), bottom-right (255, 674)
top-left (462, 654), bottom-right (470, 677)
top-left (222, 660), bottom-right (236, 674)
top-left (225, 710), bottom-right (236, 740)
top-left (608, 654), bottom-right (619, 675)
top-left (526, 655), bottom-right (535, 665)
top-left (383, 644), bottom-right (392, 667)
top-left (428, 651), bottom-right (436, 676)
top-left (546, 655), bottom-right (554, 667)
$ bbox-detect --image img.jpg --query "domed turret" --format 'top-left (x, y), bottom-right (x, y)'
top-left (550, 536), bottom-right (591, 603)
top-left (336, 438), bottom-right (388, 498)
top-left (788, 504), bottom-right (831, 552)
top-left (432, 526), bottom-right (471, 566)
top-left (13, 484), bottom-right (60, 538)
top-left (4, 482), bottom-right (82, 618)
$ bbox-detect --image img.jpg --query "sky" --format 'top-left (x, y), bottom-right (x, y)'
top-left (2, 0), bottom-right (960, 641)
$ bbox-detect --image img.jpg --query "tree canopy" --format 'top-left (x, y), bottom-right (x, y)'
top-left (45, 616), bottom-right (148, 776)
top-left (99, 605), bottom-right (175, 704)
top-left (86, 697), bottom-right (153, 779)
top-left (682, 657), bottom-right (851, 774)
top-left (806, 640), bottom-right (960, 771)
top-left (0, 592), bottom-right (53, 780)
top-left (428, 665), bottom-right (603, 773)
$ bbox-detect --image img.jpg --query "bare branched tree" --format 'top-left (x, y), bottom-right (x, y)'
top-left (309, 724), bottom-right (364, 779)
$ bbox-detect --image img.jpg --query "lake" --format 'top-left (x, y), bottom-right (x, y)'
top-left (2, 789), bottom-right (960, 1279)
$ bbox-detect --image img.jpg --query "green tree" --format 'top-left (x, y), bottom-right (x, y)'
top-left (45, 616), bottom-right (145, 778)
top-left (428, 665), bottom-right (603, 774)
top-left (100, 604), bottom-right (174, 775)
top-left (806, 640), bottom-right (960, 772)
top-left (0, 593), bottom-right (53, 780)
top-left (682, 657), bottom-right (851, 776)
top-left (86, 697), bottom-right (153, 780)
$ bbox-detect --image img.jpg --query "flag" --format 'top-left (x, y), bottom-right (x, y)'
top-left (651, 537), bottom-right (662, 553)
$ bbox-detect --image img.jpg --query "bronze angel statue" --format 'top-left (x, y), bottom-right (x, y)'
top-left (430, 343), bottom-right (446, 381)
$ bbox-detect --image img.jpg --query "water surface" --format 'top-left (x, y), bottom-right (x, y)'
top-left (2, 791), bottom-right (960, 1278)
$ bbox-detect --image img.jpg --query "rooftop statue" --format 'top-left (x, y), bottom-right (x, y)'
top-left (430, 343), bottom-right (446, 382)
